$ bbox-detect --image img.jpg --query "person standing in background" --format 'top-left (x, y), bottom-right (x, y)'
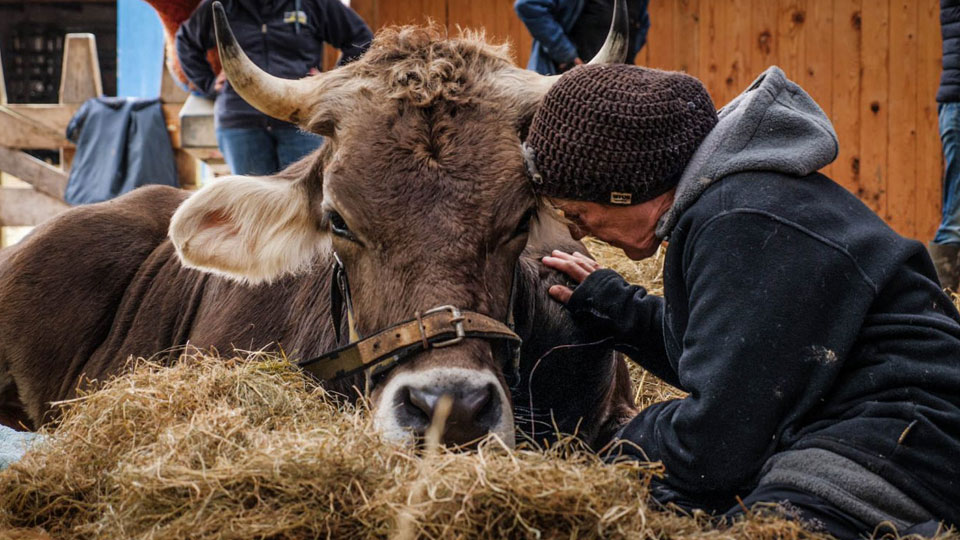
top-left (514, 0), bottom-right (649, 75)
top-left (176, 0), bottom-right (373, 175)
top-left (930, 0), bottom-right (960, 290)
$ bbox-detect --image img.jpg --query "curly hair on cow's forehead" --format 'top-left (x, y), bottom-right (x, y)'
top-left (351, 24), bottom-right (517, 107)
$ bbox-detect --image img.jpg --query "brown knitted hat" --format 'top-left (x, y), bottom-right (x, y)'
top-left (525, 64), bottom-right (718, 205)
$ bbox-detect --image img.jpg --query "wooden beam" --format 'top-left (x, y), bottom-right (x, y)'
top-left (0, 46), bottom-right (6, 105)
top-left (182, 147), bottom-right (224, 162)
top-left (59, 33), bottom-right (102, 173)
top-left (0, 188), bottom-right (69, 227)
top-left (4, 104), bottom-right (79, 130)
top-left (160, 59), bottom-right (189, 104)
top-left (0, 103), bottom-right (180, 150)
top-left (0, 105), bottom-right (74, 150)
top-left (0, 146), bottom-right (68, 200)
top-left (174, 149), bottom-right (199, 189)
top-left (59, 34), bottom-right (103, 104)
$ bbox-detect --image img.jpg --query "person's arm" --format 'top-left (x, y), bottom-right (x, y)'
top-left (514, 0), bottom-right (580, 66)
top-left (175, 0), bottom-right (218, 98)
top-left (566, 269), bottom-right (679, 388)
top-left (611, 211), bottom-right (872, 495)
top-left (318, 0), bottom-right (374, 66)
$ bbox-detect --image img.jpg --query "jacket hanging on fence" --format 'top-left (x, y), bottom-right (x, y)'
top-left (64, 97), bottom-right (178, 205)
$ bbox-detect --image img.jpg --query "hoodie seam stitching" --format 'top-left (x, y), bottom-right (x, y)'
top-left (684, 209), bottom-right (880, 295)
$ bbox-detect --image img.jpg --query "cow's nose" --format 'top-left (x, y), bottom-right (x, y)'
top-left (398, 383), bottom-right (500, 446)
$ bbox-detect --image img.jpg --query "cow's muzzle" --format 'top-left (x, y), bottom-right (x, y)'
top-left (374, 366), bottom-right (515, 447)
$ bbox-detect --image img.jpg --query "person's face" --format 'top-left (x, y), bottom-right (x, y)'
top-left (551, 189), bottom-right (676, 260)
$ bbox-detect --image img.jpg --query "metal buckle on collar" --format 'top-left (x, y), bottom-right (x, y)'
top-left (423, 305), bottom-right (466, 348)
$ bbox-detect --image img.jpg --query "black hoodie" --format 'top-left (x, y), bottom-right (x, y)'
top-left (175, 0), bottom-right (373, 129)
top-left (567, 67), bottom-right (960, 526)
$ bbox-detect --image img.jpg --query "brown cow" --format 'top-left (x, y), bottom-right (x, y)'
top-left (0, 6), bottom-right (637, 447)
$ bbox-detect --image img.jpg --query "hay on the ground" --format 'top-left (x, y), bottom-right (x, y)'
top-left (0, 352), bottom-right (841, 540)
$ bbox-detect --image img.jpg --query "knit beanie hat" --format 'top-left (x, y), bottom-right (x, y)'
top-left (524, 64), bottom-right (718, 205)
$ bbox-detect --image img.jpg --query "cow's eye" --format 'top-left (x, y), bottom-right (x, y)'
top-left (513, 208), bottom-right (536, 238)
top-left (324, 210), bottom-right (357, 242)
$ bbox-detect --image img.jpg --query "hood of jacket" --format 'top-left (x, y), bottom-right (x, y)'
top-left (655, 66), bottom-right (839, 239)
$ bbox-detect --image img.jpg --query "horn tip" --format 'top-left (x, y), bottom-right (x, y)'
top-left (212, 0), bottom-right (240, 59)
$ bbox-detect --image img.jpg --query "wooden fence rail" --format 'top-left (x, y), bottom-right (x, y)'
top-left (0, 33), bottom-right (195, 232)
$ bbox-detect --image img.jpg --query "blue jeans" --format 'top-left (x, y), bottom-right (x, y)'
top-left (935, 103), bottom-right (960, 244)
top-left (216, 126), bottom-right (323, 176)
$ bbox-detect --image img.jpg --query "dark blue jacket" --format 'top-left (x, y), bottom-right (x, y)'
top-left (939, 0), bottom-right (960, 102)
top-left (514, 0), bottom-right (649, 75)
top-left (567, 68), bottom-right (960, 524)
top-left (64, 97), bottom-right (178, 205)
top-left (175, 0), bottom-right (373, 129)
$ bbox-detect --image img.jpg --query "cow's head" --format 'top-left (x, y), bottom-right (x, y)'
top-left (169, 2), bottom-right (629, 448)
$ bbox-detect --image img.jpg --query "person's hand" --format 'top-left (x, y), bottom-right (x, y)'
top-left (214, 71), bottom-right (227, 92)
top-left (541, 250), bottom-right (601, 304)
top-left (557, 57), bottom-right (584, 72)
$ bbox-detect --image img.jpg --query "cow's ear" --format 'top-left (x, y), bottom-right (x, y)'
top-left (169, 175), bottom-right (326, 284)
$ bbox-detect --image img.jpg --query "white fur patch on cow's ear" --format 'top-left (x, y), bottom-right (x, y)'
top-left (169, 175), bottom-right (326, 284)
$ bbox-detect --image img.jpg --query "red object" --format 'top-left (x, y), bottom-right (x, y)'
top-left (143, 0), bottom-right (221, 90)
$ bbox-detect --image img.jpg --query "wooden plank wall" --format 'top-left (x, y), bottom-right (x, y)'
top-left (350, 0), bottom-right (943, 241)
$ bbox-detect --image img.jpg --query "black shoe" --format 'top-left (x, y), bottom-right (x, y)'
top-left (928, 242), bottom-right (960, 291)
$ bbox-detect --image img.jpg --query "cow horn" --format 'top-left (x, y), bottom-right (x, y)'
top-left (587, 0), bottom-right (630, 65)
top-left (212, 1), bottom-right (314, 124)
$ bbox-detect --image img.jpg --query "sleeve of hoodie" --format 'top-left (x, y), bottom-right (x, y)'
top-left (317, 0), bottom-right (373, 66)
top-left (609, 211), bottom-right (867, 494)
top-left (513, 0), bottom-right (579, 65)
top-left (566, 269), bottom-right (679, 388)
top-left (174, 0), bottom-right (218, 99)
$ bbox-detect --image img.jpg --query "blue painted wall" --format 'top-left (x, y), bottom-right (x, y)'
top-left (117, 0), bottom-right (165, 98)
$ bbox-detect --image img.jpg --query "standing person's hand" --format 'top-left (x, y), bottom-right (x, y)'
top-left (214, 71), bottom-right (227, 92)
top-left (557, 57), bottom-right (584, 72)
top-left (541, 250), bottom-right (601, 303)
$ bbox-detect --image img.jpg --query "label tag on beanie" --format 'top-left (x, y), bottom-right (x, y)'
top-left (610, 192), bottom-right (633, 205)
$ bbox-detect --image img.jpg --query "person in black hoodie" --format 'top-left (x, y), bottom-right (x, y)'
top-left (930, 0), bottom-right (960, 290)
top-left (523, 64), bottom-right (960, 539)
top-left (175, 0), bottom-right (372, 175)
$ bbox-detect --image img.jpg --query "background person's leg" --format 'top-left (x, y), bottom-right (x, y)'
top-left (216, 127), bottom-right (280, 176)
top-left (272, 127), bottom-right (324, 171)
top-left (930, 102), bottom-right (960, 289)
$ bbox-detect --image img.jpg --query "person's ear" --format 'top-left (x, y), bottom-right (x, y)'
top-left (169, 175), bottom-right (327, 284)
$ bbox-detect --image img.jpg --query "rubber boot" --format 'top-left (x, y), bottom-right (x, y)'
top-left (928, 242), bottom-right (960, 290)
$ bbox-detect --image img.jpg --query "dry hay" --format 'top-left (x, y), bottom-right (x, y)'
top-left (0, 353), bottom-right (841, 540)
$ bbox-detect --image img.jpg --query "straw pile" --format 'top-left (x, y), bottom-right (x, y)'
top-left (0, 243), bottom-right (956, 540)
top-left (0, 353), bottom-right (837, 540)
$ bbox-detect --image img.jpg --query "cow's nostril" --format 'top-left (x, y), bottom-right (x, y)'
top-left (394, 383), bottom-right (502, 446)
top-left (406, 386), bottom-right (440, 421)
top-left (459, 384), bottom-right (494, 422)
